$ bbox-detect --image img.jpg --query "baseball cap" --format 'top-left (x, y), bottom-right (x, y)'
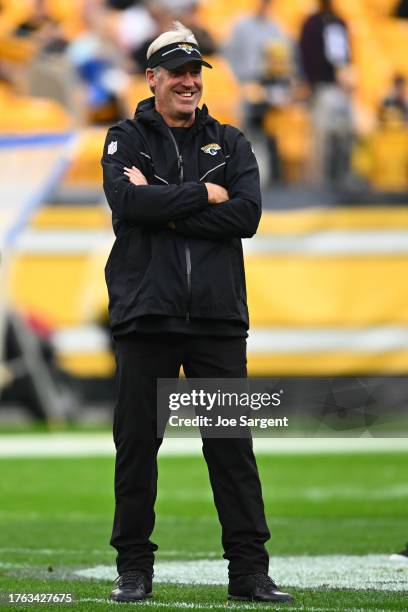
top-left (147, 42), bottom-right (212, 71)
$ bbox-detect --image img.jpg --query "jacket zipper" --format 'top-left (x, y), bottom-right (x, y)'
top-left (167, 128), bottom-right (191, 321)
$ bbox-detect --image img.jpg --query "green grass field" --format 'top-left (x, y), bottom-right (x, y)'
top-left (0, 448), bottom-right (407, 610)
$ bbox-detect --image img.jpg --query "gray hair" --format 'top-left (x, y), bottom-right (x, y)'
top-left (147, 66), bottom-right (162, 94)
top-left (146, 21), bottom-right (197, 60)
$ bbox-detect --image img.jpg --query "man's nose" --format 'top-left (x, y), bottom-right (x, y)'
top-left (181, 72), bottom-right (195, 87)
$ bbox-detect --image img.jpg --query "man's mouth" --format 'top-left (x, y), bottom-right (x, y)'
top-left (175, 92), bottom-right (195, 98)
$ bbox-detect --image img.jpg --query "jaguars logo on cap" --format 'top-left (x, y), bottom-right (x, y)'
top-left (201, 143), bottom-right (221, 156)
top-left (178, 43), bottom-right (194, 54)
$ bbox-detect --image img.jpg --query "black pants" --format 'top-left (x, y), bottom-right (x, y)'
top-left (111, 333), bottom-right (270, 577)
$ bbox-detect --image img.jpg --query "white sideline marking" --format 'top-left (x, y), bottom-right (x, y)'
top-left (75, 556), bottom-right (408, 592)
top-left (52, 322), bottom-right (408, 353)
top-left (0, 547), bottom-right (218, 559)
top-left (14, 228), bottom-right (113, 254)
top-left (243, 230), bottom-right (408, 255)
top-left (0, 434), bottom-right (407, 458)
top-left (248, 325), bottom-right (408, 353)
top-left (78, 599), bottom-right (336, 611)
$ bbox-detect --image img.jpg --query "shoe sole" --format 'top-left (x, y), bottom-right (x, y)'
top-left (109, 592), bottom-right (153, 603)
top-left (228, 594), bottom-right (294, 604)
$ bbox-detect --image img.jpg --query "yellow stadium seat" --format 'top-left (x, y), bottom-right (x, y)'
top-left (263, 105), bottom-right (311, 182)
top-left (1, 0), bottom-right (84, 39)
top-left (123, 76), bottom-right (151, 117)
top-left (0, 85), bottom-right (71, 132)
top-left (368, 123), bottom-right (408, 191)
top-left (201, 54), bottom-right (242, 126)
top-left (0, 34), bottom-right (37, 63)
top-left (1, 0), bottom-right (32, 30)
top-left (47, 0), bottom-right (84, 39)
top-left (367, 0), bottom-right (398, 17)
top-left (62, 127), bottom-right (106, 188)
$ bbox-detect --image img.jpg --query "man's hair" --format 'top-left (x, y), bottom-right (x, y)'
top-left (146, 21), bottom-right (198, 60)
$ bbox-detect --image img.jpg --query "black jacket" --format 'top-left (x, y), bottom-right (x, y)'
top-left (101, 97), bottom-right (262, 330)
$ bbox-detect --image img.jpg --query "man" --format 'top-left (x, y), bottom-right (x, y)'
top-left (102, 21), bottom-right (293, 604)
top-left (224, 0), bottom-right (297, 182)
top-left (299, 0), bottom-right (354, 185)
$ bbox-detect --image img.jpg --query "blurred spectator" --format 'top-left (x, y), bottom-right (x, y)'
top-left (173, 1), bottom-right (217, 56)
top-left (395, 0), bottom-right (408, 18)
top-left (113, 1), bottom-right (160, 72)
top-left (116, 0), bottom-right (215, 74)
top-left (300, 0), bottom-right (354, 186)
top-left (106, 0), bottom-right (140, 9)
top-left (224, 0), bottom-right (297, 182)
top-left (380, 74), bottom-right (408, 124)
top-left (66, 0), bottom-right (129, 125)
top-left (13, 0), bottom-right (67, 54)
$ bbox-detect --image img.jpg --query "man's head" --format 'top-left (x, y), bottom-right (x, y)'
top-left (256, 0), bottom-right (273, 18)
top-left (145, 21), bottom-right (212, 127)
top-left (318, 0), bottom-right (335, 13)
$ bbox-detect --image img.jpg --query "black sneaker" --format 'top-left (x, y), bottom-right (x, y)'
top-left (390, 542), bottom-right (408, 561)
top-left (228, 573), bottom-right (294, 603)
top-left (109, 570), bottom-right (153, 602)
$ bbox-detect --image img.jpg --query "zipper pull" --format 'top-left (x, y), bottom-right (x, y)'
top-left (178, 155), bottom-right (184, 183)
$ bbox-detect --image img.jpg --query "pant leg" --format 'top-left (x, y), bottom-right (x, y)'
top-left (183, 336), bottom-right (270, 577)
top-left (111, 333), bottom-right (182, 575)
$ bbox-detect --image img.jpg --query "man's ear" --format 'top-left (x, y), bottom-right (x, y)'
top-left (146, 68), bottom-right (156, 92)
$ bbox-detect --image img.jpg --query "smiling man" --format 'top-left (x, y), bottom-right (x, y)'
top-left (101, 22), bottom-right (293, 605)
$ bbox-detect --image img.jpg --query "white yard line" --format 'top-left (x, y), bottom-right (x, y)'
top-left (74, 599), bottom-right (359, 611)
top-left (75, 556), bottom-right (408, 592)
top-left (0, 434), bottom-right (407, 458)
top-left (0, 547), bottom-right (219, 559)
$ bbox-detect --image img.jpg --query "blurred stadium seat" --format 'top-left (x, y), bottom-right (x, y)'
top-left (263, 105), bottom-right (311, 182)
top-left (0, 83), bottom-right (71, 132)
top-left (368, 120), bottom-right (408, 191)
top-left (62, 128), bottom-right (105, 188)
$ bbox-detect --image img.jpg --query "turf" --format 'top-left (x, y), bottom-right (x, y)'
top-left (0, 452), bottom-right (407, 610)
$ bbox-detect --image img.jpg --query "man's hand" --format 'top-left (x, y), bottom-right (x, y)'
top-left (124, 166), bottom-right (148, 185)
top-left (205, 182), bottom-right (229, 204)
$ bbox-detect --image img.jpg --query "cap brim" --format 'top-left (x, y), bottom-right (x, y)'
top-left (159, 56), bottom-right (212, 70)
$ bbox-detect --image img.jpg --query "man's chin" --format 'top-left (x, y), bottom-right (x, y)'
top-left (174, 108), bottom-right (196, 121)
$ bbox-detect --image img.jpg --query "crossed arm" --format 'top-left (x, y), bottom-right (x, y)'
top-left (123, 166), bottom-right (229, 206)
top-left (102, 129), bottom-right (261, 239)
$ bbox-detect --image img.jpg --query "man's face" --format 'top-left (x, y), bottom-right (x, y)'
top-left (146, 62), bottom-right (203, 125)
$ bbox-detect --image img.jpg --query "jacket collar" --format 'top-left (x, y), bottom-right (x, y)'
top-left (134, 96), bottom-right (212, 133)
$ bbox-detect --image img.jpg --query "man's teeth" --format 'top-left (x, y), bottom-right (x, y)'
top-left (179, 92), bottom-right (193, 97)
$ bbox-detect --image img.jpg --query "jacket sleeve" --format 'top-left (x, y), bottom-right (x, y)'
top-left (173, 133), bottom-right (262, 240)
top-left (101, 125), bottom-right (209, 224)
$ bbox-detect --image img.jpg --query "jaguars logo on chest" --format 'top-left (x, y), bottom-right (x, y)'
top-left (201, 143), bottom-right (221, 156)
